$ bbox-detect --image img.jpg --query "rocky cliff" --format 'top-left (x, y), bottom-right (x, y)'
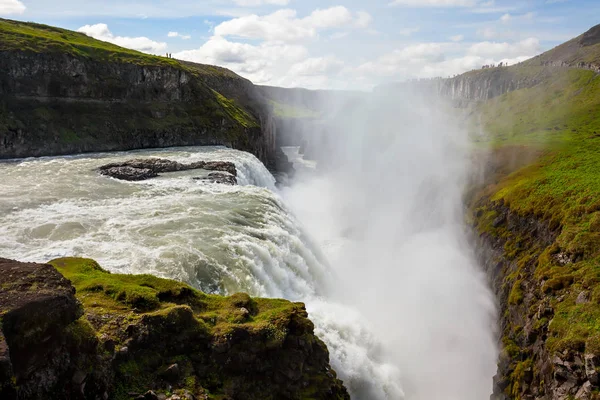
top-left (0, 19), bottom-right (278, 165)
top-left (0, 257), bottom-right (349, 400)
top-left (379, 24), bottom-right (600, 105)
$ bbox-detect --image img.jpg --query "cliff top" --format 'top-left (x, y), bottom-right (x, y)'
top-left (0, 257), bottom-right (349, 399)
top-left (525, 23), bottom-right (600, 67)
top-left (0, 18), bottom-right (242, 80)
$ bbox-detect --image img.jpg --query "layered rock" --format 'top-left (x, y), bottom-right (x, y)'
top-left (98, 158), bottom-right (237, 183)
top-left (0, 258), bottom-right (349, 400)
top-left (472, 199), bottom-right (600, 399)
top-left (0, 19), bottom-right (279, 168)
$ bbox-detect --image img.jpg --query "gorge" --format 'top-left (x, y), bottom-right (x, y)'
top-left (2, 15), bottom-right (600, 400)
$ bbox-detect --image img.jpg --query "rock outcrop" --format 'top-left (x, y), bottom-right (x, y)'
top-left (98, 158), bottom-right (237, 183)
top-left (472, 199), bottom-right (600, 399)
top-left (0, 257), bottom-right (350, 400)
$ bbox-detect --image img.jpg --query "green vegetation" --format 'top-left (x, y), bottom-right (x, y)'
top-left (46, 258), bottom-right (329, 399)
top-left (214, 90), bottom-right (259, 128)
top-left (473, 68), bottom-right (600, 146)
top-left (50, 257), bottom-right (300, 339)
top-left (0, 18), bottom-right (262, 158)
top-left (468, 44), bottom-right (600, 397)
top-left (0, 18), bottom-right (181, 68)
top-left (268, 99), bottom-right (321, 119)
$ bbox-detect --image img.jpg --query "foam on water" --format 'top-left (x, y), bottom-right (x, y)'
top-left (0, 145), bottom-right (399, 399)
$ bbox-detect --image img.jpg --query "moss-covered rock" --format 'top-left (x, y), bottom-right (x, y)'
top-left (0, 257), bottom-right (349, 400)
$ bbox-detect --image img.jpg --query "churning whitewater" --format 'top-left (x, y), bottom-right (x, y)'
top-left (0, 146), bottom-right (401, 399)
top-left (0, 91), bottom-right (498, 399)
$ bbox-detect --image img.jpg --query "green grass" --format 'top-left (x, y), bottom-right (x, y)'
top-left (268, 99), bottom-right (321, 119)
top-left (472, 69), bottom-right (600, 146)
top-left (466, 46), bottom-right (600, 396)
top-left (47, 257), bottom-right (315, 399)
top-left (0, 18), bottom-right (244, 80)
top-left (49, 257), bottom-right (301, 337)
top-left (213, 90), bottom-right (259, 128)
top-left (0, 18), bottom-right (181, 68)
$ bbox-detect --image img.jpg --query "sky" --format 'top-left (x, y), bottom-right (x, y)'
top-left (0, 0), bottom-right (598, 90)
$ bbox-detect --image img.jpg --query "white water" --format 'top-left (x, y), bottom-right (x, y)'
top-left (0, 90), bottom-right (498, 399)
top-left (0, 145), bottom-right (400, 397)
top-left (281, 90), bottom-right (498, 400)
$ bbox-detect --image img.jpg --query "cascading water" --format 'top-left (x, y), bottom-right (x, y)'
top-left (0, 145), bottom-right (401, 398)
top-left (0, 89), bottom-right (498, 399)
top-left (281, 89), bottom-right (498, 400)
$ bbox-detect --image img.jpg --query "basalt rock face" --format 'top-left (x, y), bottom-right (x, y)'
top-left (0, 49), bottom-right (276, 166)
top-left (0, 258), bottom-right (349, 400)
top-left (439, 68), bottom-right (545, 102)
top-left (472, 200), bottom-right (600, 400)
top-left (0, 258), bottom-right (107, 400)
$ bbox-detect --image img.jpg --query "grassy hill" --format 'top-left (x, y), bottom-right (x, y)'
top-left (525, 23), bottom-right (600, 67)
top-left (0, 18), bottom-right (243, 80)
top-left (467, 24), bottom-right (600, 400)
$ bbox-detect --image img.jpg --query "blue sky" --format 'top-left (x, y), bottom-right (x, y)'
top-left (1, 0), bottom-right (598, 89)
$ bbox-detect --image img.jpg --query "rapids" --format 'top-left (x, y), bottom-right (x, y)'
top-left (0, 145), bottom-right (402, 399)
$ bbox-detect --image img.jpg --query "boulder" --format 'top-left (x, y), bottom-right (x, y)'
top-left (193, 172), bottom-right (237, 185)
top-left (0, 258), bottom-right (92, 399)
top-left (99, 158), bottom-right (237, 183)
top-left (100, 166), bottom-right (158, 181)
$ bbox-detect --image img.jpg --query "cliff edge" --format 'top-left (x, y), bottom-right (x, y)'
top-left (0, 18), bottom-right (277, 164)
top-left (0, 257), bottom-right (349, 400)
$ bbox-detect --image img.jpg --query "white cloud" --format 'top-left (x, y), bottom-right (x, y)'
top-left (305, 6), bottom-right (354, 28)
top-left (233, 0), bottom-right (290, 6)
top-left (289, 56), bottom-right (344, 76)
top-left (477, 27), bottom-right (497, 39)
top-left (77, 24), bottom-right (167, 54)
top-left (174, 36), bottom-right (308, 84)
top-left (213, 7), bottom-right (370, 42)
top-left (389, 0), bottom-right (477, 7)
top-left (330, 31), bottom-right (350, 40)
top-left (468, 37), bottom-right (540, 58)
top-left (399, 27), bottom-right (420, 36)
top-left (450, 34), bottom-right (464, 41)
top-left (500, 12), bottom-right (534, 23)
top-left (353, 36), bottom-right (541, 84)
top-left (168, 31), bottom-right (192, 40)
top-left (0, 0), bottom-right (26, 15)
top-left (355, 11), bottom-right (373, 29)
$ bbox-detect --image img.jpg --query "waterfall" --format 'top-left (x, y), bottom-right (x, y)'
top-left (0, 145), bottom-right (402, 398)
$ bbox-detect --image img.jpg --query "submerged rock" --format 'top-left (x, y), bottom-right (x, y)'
top-left (99, 158), bottom-right (237, 183)
top-left (193, 172), bottom-right (237, 185)
top-left (0, 257), bottom-right (349, 400)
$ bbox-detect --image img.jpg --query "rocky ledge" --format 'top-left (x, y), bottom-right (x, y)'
top-left (99, 158), bottom-right (238, 185)
top-left (0, 258), bottom-right (349, 400)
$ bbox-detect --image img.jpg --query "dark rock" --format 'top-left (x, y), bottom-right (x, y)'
top-left (99, 158), bottom-right (237, 182)
top-left (202, 161), bottom-right (237, 177)
top-left (584, 354), bottom-right (599, 385)
top-left (580, 24), bottom-right (600, 47)
top-left (160, 364), bottom-right (180, 383)
top-left (193, 172), bottom-right (237, 185)
top-left (0, 258), bottom-right (105, 399)
top-left (100, 166), bottom-right (158, 181)
top-left (0, 257), bottom-right (350, 399)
